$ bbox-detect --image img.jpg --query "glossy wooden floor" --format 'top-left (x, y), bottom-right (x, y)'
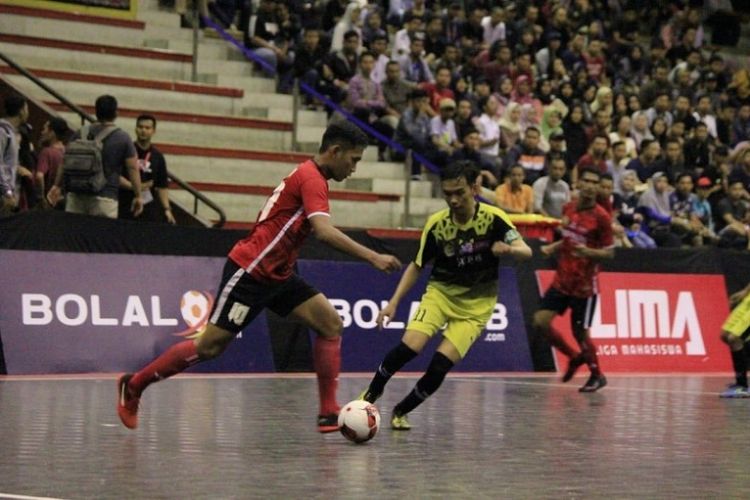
top-left (0, 373), bottom-right (747, 499)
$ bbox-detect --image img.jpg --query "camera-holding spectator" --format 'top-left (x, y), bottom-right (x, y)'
top-left (119, 114), bottom-right (174, 224)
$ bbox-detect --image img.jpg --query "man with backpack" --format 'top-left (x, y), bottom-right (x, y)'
top-left (48, 95), bottom-right (143, 218)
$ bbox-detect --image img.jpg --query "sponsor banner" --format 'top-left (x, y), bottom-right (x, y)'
top-left (0, 250), bottom-right (274, 374)
top-left (536, 271), bottom-right (732, 372)
top-left (298, 261), bottom-right (533, 372)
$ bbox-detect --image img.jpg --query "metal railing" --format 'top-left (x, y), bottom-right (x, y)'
top-left (0, 50), bottom-right (226, 227)
top-left (203, 17), bottom-right (445, 227)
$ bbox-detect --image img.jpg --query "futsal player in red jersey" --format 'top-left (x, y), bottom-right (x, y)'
top-left (534, 167), bottom-right (614, 392)
top-left (117, 121), bottom-right (402, 432)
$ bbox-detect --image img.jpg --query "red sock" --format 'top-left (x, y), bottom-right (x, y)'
top-left (545, 327), bottom-right (579, 359)
top-left (580, 338), bottom-right (602, 376)
top-left (128, 340), bottom-right (201, 396)
top-left (314, 336), bottom-right (341, 416)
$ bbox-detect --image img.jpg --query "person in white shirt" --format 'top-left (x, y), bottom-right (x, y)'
top-left (369, 34), bottom-right (390, 84)
top-left (475, 95), bottom-right (501, 159)
top-left (391, 12), bottom-right (423, 59)
top-left (481, 7), bottom-right (506, 47)
top-left (693, 94), bottom-right (718, 139)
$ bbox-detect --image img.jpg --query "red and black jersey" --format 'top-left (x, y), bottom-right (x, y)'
top-left (552, 201), bottom-right (614, 298)
top-left (228, 160), bottom-right (329, 282)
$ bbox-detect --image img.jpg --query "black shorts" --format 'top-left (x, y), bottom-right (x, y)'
top-left (539, 286), bottom-right (598, 331)
top-left (209, 259), bottom-right (320, 333)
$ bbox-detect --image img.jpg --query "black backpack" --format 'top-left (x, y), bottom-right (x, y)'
top-left (63, 124), bottom-right (117, 194)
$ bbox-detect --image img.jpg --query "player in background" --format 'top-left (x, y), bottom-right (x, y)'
top-left (534, 167), bottom-right (614, 392)
top-left (719, 281), bottom-right (750, 398)
top-left (117, 121), bottom-right (402, 432)
top-left (360, 161), bottom-right (532, 430)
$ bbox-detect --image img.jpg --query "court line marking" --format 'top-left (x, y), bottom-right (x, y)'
top-left (0, 493), bottom-right (69, 500)
top-left (450, 377), bottom-right (722, 396)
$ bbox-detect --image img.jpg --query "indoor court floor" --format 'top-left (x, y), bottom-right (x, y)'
top-left (0, 373), bottom-right (747, 499)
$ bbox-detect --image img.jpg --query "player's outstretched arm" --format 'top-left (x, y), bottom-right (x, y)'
top-left (492, 238), bottom-right (532, 260)
top-left (377, 262), bottom-right (422, 329)
top-left (572, 244), bottom-right (614, 260)
top-left (540, 240), bottom-right (563, 256)
top-left (309, 214), bottom-right (402, 273)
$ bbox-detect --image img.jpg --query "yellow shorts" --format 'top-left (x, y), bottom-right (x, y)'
top-left (723, 292), bottom-right (750, 338)
top-left (406, 284), bottom-right (495, 358)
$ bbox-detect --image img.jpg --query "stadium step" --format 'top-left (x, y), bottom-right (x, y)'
top-left (50, 104), bottom-right (293, 152)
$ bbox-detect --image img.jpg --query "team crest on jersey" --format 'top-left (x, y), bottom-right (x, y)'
top-left (443, 242), bottom-right (456, 257)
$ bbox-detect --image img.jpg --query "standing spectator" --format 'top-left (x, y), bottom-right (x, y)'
top-left (399, 35), bottom-right (434, 84)
top-left (0, 95), bottom-right (26, 216)
top-left (533, 155), bottom-right (570, 218)
top-left (48, 95), bottom-right (142, 219)
top-left (119, 114), bottom-right (174, 224)
top-left (495, 164), bottom-right (534, 214)
top-left (505, 126), bottom-right (546, 184)
top-left (35, 117), bottom-right (69, 206)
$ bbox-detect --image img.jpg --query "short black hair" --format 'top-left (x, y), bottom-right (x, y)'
top-left (343, 30), bottom-right (360, 41)
top-left (440, 160), bottom-right (480, 185)
top-left (359, 51), bottom-right (375, 62)
top-left (477, 96), bottom-right (490, 110)
top-left (3, 94), bottom-right (26, 117)
top-left (600, 172), bottom-right (614, 182)
top-left (319, 121), bottom-right (369, 153)
top-left (579, 167), bottom-right (602, 180)
top-left (48, 117), bottom-right (69, 139)
top-left (136, 114), bottom-right (157, 128)
top-left (95, 95), bottom-right (118, 121)
top-left (676, 172), bottom-right (694, 183)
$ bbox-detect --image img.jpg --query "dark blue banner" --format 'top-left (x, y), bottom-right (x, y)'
top-left (297, 261), bottom-right (533, 372)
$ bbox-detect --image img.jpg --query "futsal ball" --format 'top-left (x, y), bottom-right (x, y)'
top-left (338, 400), bottom-right (380, 444)
top-left (179, 290), bottom-right (210, 328)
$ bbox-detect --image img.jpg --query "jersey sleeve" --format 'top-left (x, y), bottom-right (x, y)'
top-left (491, 206), bottom-right (522, 244)
top-left (414, 219), bottom-right (439, 267)
top-left (300, 173), bottom-right (330, 219)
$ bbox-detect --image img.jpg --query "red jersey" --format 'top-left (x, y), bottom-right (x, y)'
top-left (552, 201), bottom-right (614, 298)
top-left (228, 160), bottom-right (329, 282)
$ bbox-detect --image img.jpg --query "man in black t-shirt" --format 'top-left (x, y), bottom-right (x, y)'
top-left (119, 114), bottom-right (174, 224)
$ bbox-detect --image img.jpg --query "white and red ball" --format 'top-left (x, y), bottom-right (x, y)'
top-left (338, 400), bottom-right (380, 443)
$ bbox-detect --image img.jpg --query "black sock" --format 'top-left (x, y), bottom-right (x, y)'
top-left (394, 352), bottom-right (454, 416)
top-left (732, 348), bottom-right (748, 387)
top-left (367, 342), bottom-right (418, 398)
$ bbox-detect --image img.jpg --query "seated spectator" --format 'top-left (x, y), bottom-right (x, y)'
top-left (331, 2), bottom-right (363, 53)
top-left (683, 122), bottom-right (713, 174)
top-left (450, 126), bottom-right (498, 188)
top-left (499, 102), bottom-right (522, 150)
top-left (345, 52), bottom-right (391, 160)
top-left (474, 95), bottom-right (502, 173)
top-left (505, 126), bottom-right (546, 184)
top-left (495, 164), bottom-right (534, 214)
top-left (655, 138), bottom-right (687, 184)
top-left (423, 16), bottom-right (447, 66)
top-left (532, 155), bottom-right (569, 218)
top-left (248, 0), bottom-right (294, 84)
top-left (645, 91), bottom-right (674, 128)
top-left (362, 8), bottom-right (386, 49)
top-left (119, 114), bottom-right (175, 224)
top-left (638, 172), bottom-right (682, 247)
top-left (391, 11), bottom-right (424, 59)
top-left (626, 139), bottom-right (662, 184)
top-left (35, 117), bottom-right (69, 206)
top-left (294, 29), bottom-right (328, 106)
top-left (669, 173), bottom-right (703, 246)
top-left (630, 111), bottom-right (654, 150)
top-left (693, 176), bottom-right (718, 243)
top-left (454, 99), bottom-right (476, 147)
top-left (369, 34), bottom-right (390, 84)
top-left (398, 34), bottom-right (434, 84)
top-left (321, 30), bottom-right (361, 109)
top-left (729, 148), bottom-right (750, 193)
top-left (607, 141), bottom-right (630, 193)
top-left (394, 88), bottom-right (432, 176)
top-left (609, 115), bottom-right (637, 160)
top-left (380, 60), bottom-right (415, 132)
top-left (732, 104), bottom-right (750, 146)
top-left (716, 180), bottom-right (750, 249)
top-left (563, 104), bottom-right (588, 168)
top-left (430, 98), bottom-right (460, 163)
top-left (421, 66), bottom-right (455, 117)
top-left (613, 170), bottom-right (656, 248)
top-left (574, 134), bottom-right (609, 184)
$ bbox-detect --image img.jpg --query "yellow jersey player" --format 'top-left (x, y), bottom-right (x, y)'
top-left (719, 281), bottom-right (750, 398)
top-left (360, 160), bottom-right (532, 430)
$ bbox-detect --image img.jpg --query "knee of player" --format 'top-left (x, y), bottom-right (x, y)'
top-left (195, 336), bottom-right (230, 359)
top-left (319, 314), bottom-right (344, 338)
